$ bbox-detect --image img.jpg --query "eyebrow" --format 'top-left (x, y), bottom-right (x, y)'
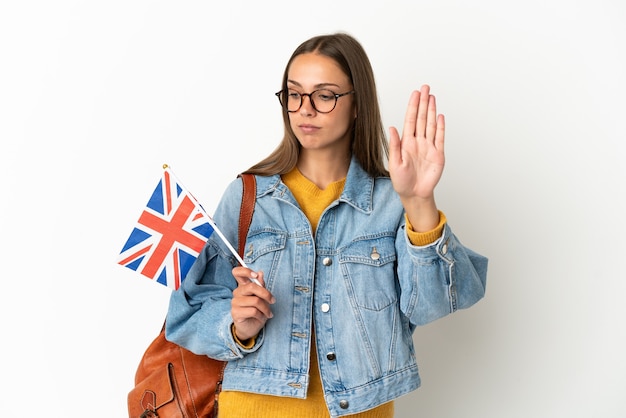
top-left (287, 80), bottom-right (342, 89)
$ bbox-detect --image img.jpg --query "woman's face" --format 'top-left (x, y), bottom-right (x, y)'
top-left (285, 53), bottom-right (355, 154)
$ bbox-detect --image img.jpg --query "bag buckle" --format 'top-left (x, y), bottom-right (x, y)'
top-left (140, 409), bottom-right (158, 418)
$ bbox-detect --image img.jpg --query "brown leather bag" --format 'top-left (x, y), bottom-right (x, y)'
top-left (127, 173), bottom-right (256, 418)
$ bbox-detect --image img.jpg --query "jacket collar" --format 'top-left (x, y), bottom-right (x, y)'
top-left (254, 156), bottom-right (378, 214)
top-left (340, 156), bottom-right (375, 214)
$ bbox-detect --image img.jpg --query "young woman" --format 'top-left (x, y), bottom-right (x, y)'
top-left (165, 33), bottom-right (488, 418)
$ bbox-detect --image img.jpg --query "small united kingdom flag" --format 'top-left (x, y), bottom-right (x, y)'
top-left (117, 165), bottom-right (214, 290)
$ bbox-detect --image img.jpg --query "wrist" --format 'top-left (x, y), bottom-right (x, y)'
top-left (231, 323), bottom-right (257, 349)
top-left (402, 197), bottom-right (439, 232)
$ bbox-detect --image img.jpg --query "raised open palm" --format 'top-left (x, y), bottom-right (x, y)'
top-left (389, 84), bottom-right (445, 201)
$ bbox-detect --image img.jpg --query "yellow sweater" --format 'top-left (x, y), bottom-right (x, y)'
top-left (219, 168), bottom-right (445, 417)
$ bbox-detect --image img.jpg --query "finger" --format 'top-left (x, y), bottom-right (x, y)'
top-left (232, 267), bottom-right (263, 287)
top-left (388, 126), bottom-right (401, 165)
top-left (233, 270), bottom-right (275, 304)
top-left (232, 296), bottom-right (274, 321)
top-left (416, 85), bottom-right (431, 138)
top-left (232, 266), bottom-right (254, 284)
top-left (234, 283), bottom-right (275, 305)
top-left (402, 90), bottom-right (420, 139)
top-left (425, 95), bottom-right (437, 141)
top-left (435, 114), bottom-right (445, 151)
top-left (250, 271), bottom-right (274, 303)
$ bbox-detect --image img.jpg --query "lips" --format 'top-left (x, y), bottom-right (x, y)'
top-left (298, 124), bottom-right (320, 134)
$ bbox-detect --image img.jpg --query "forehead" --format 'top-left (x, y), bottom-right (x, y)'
top-left (287, 53), bottom-right (350, 87)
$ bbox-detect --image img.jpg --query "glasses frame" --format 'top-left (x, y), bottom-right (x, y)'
top-left (275, 89), bottom-right (355, 114)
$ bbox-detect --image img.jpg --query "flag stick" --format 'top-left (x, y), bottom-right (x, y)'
top-left (203, 210), bottom-right (263, 287)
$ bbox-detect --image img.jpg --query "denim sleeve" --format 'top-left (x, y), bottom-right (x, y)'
top-left (164, 178), bottom-right (264, 360)
top-left (397, 223), bottom-right (488, 326)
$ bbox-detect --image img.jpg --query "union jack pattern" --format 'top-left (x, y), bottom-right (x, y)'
top-left (118, 167), bottom-right (214, 289)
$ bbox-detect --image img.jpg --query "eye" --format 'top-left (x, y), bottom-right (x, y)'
top-left (287, 90), bottom-right (301, 99)
top-left (315, 90), bottom-right (336, 101)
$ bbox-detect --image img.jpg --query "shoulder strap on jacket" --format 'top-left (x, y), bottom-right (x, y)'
top-left (237, 174), bottom-right (256, 258)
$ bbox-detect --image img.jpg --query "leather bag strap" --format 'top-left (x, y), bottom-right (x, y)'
top-left (212, 173), bottom-right (255, 416)
top-left (237, 173), bottom-right (256, 258)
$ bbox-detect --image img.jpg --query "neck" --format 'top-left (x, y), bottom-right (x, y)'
top-left (297, 150), bottom-right (350, 190)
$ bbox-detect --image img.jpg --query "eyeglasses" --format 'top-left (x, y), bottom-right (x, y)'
top-left (275, 89), bottom-right (355, 113)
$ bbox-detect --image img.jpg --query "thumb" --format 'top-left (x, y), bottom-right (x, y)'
top-left (232, 267), bottom-right (260, 286)
top-left (388, 126), bottom-right (401, 166)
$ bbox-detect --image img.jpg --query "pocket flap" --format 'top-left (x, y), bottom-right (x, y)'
top-left (128, 363), bottom-right (176, 415)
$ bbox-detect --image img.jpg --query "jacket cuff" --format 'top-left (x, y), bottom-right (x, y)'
top-left (231, 323), bottom-right (257, 349)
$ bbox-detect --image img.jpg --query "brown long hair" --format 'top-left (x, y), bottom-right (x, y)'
top-left (244, 33), bottom-right (389, 178)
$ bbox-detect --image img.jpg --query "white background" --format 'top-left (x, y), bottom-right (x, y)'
top-left (1, 1), bottom-right (624, 417)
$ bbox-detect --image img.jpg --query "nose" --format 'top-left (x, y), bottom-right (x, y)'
top-left (299, 93), bottom-right (315, 115)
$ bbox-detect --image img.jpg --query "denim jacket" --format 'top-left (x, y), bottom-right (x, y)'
top-left (166, 158), bottom-right (488, 417)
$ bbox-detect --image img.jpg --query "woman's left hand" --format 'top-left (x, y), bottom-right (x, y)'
top-left (389, 84), bottom-right (445, 201)
top-left (388, 84), bottom-right (445, 232)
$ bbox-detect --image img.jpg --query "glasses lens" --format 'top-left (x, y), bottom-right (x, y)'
top-left (285, 90), bottom-right (302, 112)
top-left (311, 90), bottom-right (337, 113)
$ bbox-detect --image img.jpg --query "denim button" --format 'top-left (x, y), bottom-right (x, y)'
top-left (339, 400), bottom-right (349, 409)
top-left (441, 240), bottom-right (449, 255)
top-left (326, 352), bottom-right (336, 361)
top-left (322, 257), bottom-right (332, 266)
top-left (321, 303), bottom-right (330, 313)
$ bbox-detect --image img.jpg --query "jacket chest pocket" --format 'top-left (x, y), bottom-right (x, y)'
top-left (339, 235), bottom-right (398, 311)
top-left (242, 230), bottom-right (287, 277)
